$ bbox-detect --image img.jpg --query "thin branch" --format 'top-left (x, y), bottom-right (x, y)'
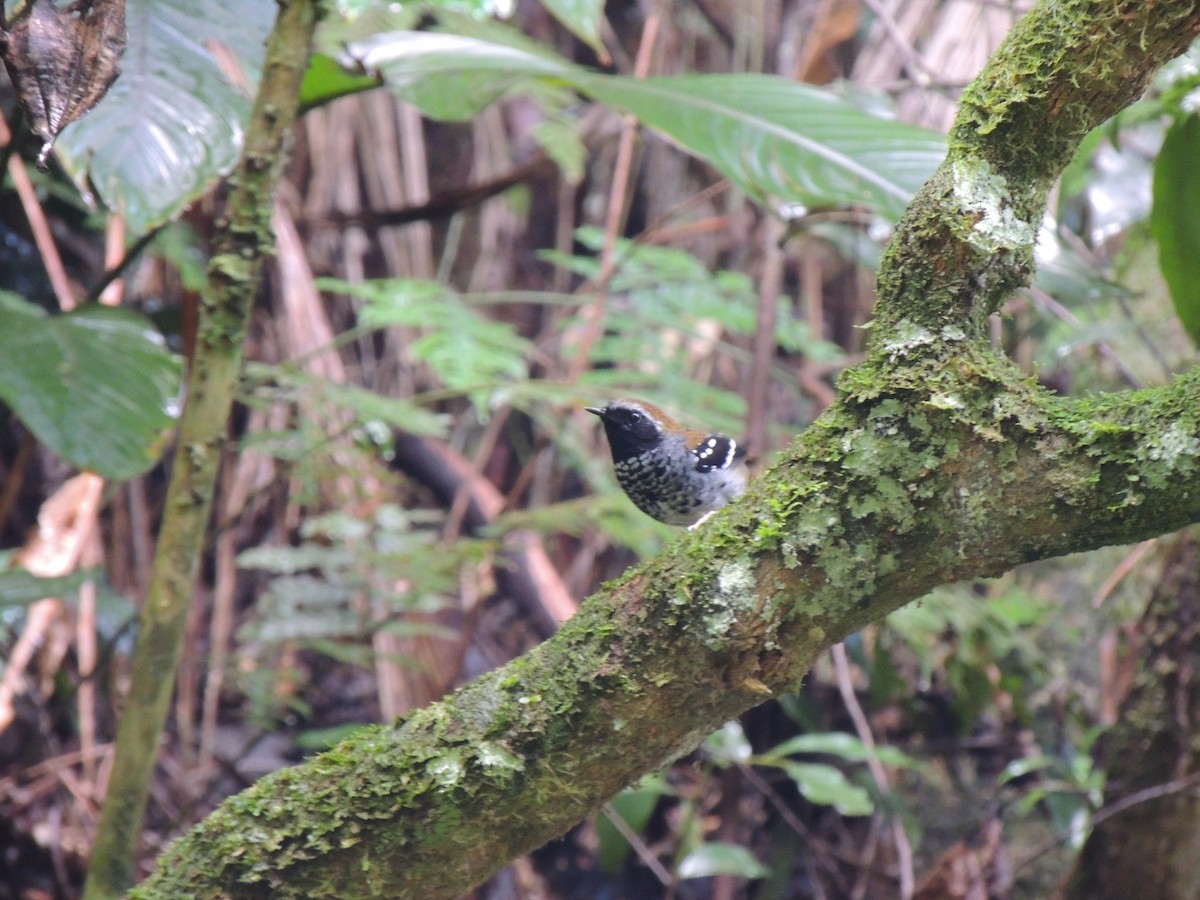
top-left (0, 113), bottom-right (76, 310)
top-left (832, 643), bottom-right (914, 899)
top-left (601, 802), bottom-right (675, 886)
top-left (567, 13), bottom-right (661, 382)
top-left (85, 224), bottom-right (164, 307)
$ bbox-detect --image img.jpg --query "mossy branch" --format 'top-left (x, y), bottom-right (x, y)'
top-left (874, 0), bottom-right (1200, 341)
top-left (129, 1), bottom-right (1200, 898)
top-left (81, 3), bottom-right (319, 899)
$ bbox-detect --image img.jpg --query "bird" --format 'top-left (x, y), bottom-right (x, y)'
top-left (586, 399), bottom-right (747, 529)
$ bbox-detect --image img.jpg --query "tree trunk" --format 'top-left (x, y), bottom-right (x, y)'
top-left (1063, 533), bottom-right (1200, 900)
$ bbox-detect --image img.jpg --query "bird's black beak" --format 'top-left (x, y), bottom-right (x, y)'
top-left (585, 406), bottom-right (605, 418)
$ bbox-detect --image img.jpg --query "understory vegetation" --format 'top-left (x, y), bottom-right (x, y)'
top-left (2, 0), bottom-right (1200, 898)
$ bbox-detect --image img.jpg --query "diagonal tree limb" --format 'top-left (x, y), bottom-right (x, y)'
top-left (130, 1), bottom-right (1200, 898)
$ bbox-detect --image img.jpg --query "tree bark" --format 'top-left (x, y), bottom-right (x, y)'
top-left (130, 1), bottom-right (1200, 897)
top-left (1063, 533), bottom-right (1200, 900)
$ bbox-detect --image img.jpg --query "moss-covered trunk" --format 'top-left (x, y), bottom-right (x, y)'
top-left (1063, 533), bottom-right (1200, 900)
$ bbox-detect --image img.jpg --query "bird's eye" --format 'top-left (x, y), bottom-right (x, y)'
top-left (629, 412), bottom-right (642, 423)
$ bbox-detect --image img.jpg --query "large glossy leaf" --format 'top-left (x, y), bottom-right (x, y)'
top-left (53, 0), bottom-right (277, 235)
top-left (577, 73), bottom-right (945, 222)
top-left (1151, 114), bottom-right (1200, 347)
top-left (344, 30), bottom-right (945, 220)
top-left (0, 294), bottom-right (181, 480)
top-left (342, 29), bottom-right (574, 121)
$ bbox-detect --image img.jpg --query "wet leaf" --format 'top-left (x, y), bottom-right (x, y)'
top-left (1, 0), bottom-right (127, 166)
top-left (0, 292), bottom-right (181, 480)
top-left (1151, 114), bottom-right (1200, 347)
top-left (53, 0), bottom-right (277, 235)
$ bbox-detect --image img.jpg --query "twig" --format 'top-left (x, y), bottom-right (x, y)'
top-left (0, 113), bottom-right (76, 310)
top-left (859, 0), bottom-right (942, 85)
top-left (1092, 539), bottom-right (1157, 610)
top-left (1091, 772), bottom-right (1200, 828)
top-left (746, 217), bottom-right (786, 461)
top-left (601, 801), bottom-right (675, 886)
top-left (85, 224), bottom-right (163, 306)
top-left (566, 13), bottom-right (661, 382)
top-left (832, 642), bottom-right (914, 899)
top-left (1013, 770), bottom-right (1200, 876)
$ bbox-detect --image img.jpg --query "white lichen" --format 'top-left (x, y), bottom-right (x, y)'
top-left (701, 559), bottom-right (759, 647)
top-left (927, 392), bottom-right (964, 410)
top-left (882, 320), bottom-right (936, 361)
top-left (952, 158), bottom-right (1035, 250)
top-left (428, 753), bottom-right (464, 788)
top-left (475, 741), bottom-right (524, 773)
top-left (1143, 421), bottom-right (1200, 466)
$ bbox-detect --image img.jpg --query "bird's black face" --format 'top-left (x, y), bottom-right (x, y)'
top-left (587, 403), bottom-right (663, 462)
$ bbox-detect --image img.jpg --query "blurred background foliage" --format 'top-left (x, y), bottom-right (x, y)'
top-left (1, 0), bottom-right (1199, 897)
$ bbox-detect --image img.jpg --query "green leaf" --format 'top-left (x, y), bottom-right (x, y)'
top-left (677, 842), bottom-right (768, 880)
top-left (301, 53), bottom-right (382, 111)
top-left (780, 761), bottom-right (874, 816)
top-left (999, 755), bottom-right (1055, 784)
top-left (342, 30), bottom-right (945, 220)
top-left (342, 29), bottom-right (574, 120)
top-left (319, 383), bottom-right (449, 437)
top-left (328, 0), bottom-right (386, 16)
top-left (54, 0), bottom-right (278, 235)
top-left (327, 0), bottom-right (503, 22)
top-left (0, 294), bottom-right (181, 480)
top-left (237, 544), bottom-right (354, 575)
top-left (758, 731), bottom-right (916, 769)
top-left (575, 73), bottom-right (945, 222)
top-left (315, 1), bottom-right (423, 57)
top-left (1151, 114), bottom-right (1200, 347)
top-left (242, 362), bottom-right (449, 438)
top-left (537, 0), bottom-right (605, 55)
top-left (0, 567), bottom-right (98, 607)
top-left (531, 116), bottom-right (586, 182)
top-left (331, 278), bottom-right (533, 406)
top-left (238, 575), bottom-right (361, 642)
top-left (704, 721), bottom-right (753, 764)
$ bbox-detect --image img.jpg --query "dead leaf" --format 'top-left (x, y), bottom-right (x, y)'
top-left (1, 0), bottom-right (127, 167)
